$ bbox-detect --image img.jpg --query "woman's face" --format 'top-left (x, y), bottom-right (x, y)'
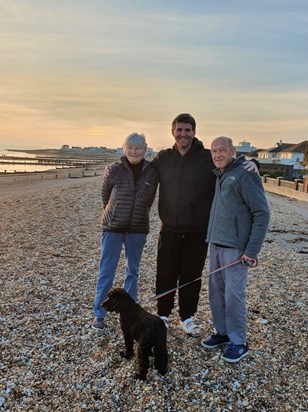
top-left (124, 144), bottom-right (144, 164)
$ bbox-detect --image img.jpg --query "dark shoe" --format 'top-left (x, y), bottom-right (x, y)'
top-left (222, 343), bottom-right (249, 363)
top-left (201, 334), bottom-right (230, 349)
top-left (92, 317), bottom-right (105, 330)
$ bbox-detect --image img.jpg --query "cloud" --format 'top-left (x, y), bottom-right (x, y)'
top-left (0, 0), bottom-right (307, 150)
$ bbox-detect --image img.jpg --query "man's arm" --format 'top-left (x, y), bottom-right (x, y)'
top-left (241, 173), bottom-right (270, 258)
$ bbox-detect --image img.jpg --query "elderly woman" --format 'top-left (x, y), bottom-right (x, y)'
top-left (92, 133), bottom-right (158, 330)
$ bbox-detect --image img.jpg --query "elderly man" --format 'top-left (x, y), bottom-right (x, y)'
top-left (202, 136), bottom-right (270, 363)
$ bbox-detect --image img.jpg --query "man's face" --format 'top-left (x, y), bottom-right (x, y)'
top-left (211, 138), bottom-right (236, 172)
top-left (172, 122), bottom-right (195, 153)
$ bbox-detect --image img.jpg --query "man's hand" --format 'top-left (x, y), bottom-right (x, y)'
top-left (241, 255), bottom-right (258, 267)
top-left (243, 160), bottom-right (259, 174)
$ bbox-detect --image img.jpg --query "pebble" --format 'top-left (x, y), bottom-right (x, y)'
top-left (0, 173), bottom-right (307, 412)
top-left (257, 318), bottom-right (269, 324)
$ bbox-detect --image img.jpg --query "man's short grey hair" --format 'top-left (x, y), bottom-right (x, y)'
top-left (213, 136), bottom-right (234, 148)
top-left (123, 132), bottom-right (148, 154)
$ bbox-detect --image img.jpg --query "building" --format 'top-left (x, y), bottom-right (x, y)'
top-left (258, 140), bottom-right (296, 164)
top-left (115, 148), bottom-right (123, 156)
top-left (84, 147), bottom-right (105, 154)
top-left (258, 140), bottom-right (307, 166)
top-left (279, 141), bottom-right (307, 166)
top-left (256, 140), bottom-right (307, 179)
top-left (235, 140), bottom-right (257, 155)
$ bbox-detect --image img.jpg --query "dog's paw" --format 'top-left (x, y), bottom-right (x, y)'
top-left (120, 351), bottom-right (133, 359)
top-left (134, 373), bottom-right (146, 381)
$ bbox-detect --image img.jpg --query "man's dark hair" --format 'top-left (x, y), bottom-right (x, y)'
top-left (171, 113), bottom-right (196, 132)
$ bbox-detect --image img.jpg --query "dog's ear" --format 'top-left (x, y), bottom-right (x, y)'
top-left (114, 289), bottom-right (132, 311)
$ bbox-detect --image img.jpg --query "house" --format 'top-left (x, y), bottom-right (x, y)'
top-left (114, 148), bottom-right (123, 156)
top-left (256, 140), bottom-right (307, 179)
top-left (258, 140), bottom-right (296, 164)
top-left (279, 141), bottom-right (307, 168)
top-left (258, 140), bottom-right (307, 167)
top-left (86, 147), bottom-right (105, 154)
top-left (71, 146), bottom-right (82, 152)
top-left (243, 149), bottom-right (264, 161)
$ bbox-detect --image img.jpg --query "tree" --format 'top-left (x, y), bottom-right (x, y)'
top-left (303, 141), bottom-right (308, 167)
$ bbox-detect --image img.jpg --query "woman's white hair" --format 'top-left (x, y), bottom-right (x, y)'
top-left (123, 132), bottom-right (148, 155)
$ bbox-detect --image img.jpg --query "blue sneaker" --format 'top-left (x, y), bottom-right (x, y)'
top-left (222, 343), bottom-right (249, 363)
top-left (92, 317), bottom-right (105, 330)
top-left (201, 334), bottom-right (230, 349)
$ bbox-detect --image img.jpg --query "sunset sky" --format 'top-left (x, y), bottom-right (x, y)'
top-left (0, 0), bottom-right (307, 151)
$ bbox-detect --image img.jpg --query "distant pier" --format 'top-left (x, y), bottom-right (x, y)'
top-left (0, 154), bottom-right (119, 168)
top-left (1, 157), bottom-right (99, 167)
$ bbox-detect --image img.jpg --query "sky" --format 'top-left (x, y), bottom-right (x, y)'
top-left (0, 0), bottom-right (307, 151)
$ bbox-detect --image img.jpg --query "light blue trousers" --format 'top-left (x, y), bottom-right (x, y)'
top-left (93, 231), bottom-right (147, 318)
top-left (209, 244), bottom-right (249, 345)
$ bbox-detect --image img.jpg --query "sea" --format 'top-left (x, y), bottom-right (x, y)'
top-left (0, 149), bottom-right (57, 173)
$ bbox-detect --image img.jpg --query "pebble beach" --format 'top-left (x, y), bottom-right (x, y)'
top-left (0, 168), bottom-right (307, 411)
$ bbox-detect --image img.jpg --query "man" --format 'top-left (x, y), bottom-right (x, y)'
top-left (152, 113), bottom-right (216, 336)
top-left (201, 136), bottom-right (270, 362)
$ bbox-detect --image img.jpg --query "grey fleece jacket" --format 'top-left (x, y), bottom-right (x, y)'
top-left (206, 156), bottom-right (270, 259)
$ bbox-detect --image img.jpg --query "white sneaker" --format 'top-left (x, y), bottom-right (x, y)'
top-left (179, 317), bottom-right (200, 337)
top-left (160, 316), bottom-right (169, 329)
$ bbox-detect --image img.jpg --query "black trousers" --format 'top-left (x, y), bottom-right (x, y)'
top-left (156, 227), bottom-right (208, 321)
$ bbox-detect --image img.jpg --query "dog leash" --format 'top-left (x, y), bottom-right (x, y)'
top-left (148, 257), bottom-right (258, 302)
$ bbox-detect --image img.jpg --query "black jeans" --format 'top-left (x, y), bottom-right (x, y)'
top-left (156, 227), bottom-right (208, 321)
